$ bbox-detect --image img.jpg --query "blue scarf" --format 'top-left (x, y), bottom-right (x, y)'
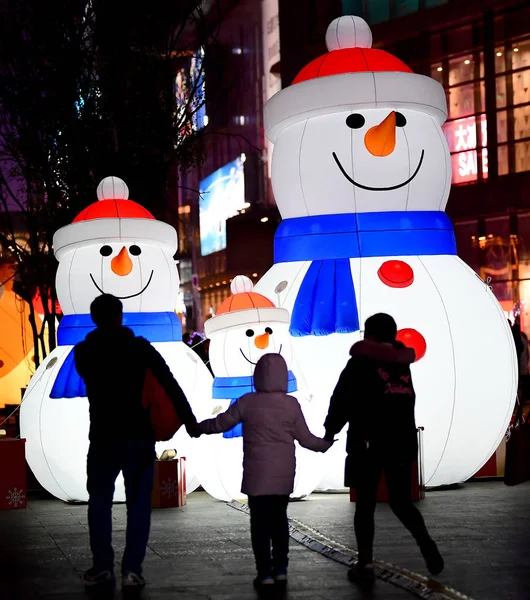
top-left (274, 211), bottom-right (457, 337)
top-left (50, 312), bottom-right (182, 399)
top-left (213, 372), bottom-right (298, 438)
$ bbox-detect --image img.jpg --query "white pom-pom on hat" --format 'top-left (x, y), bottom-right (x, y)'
top-left (325, 15), bottom-right (372, 51)
top-left (230, 275), bottom-right (254, 294)
top-left (205, 274), bottom-right (289, 338)
top-left (97, 176), bottom-right (129, 201)
top-left (53, 175), bottom-right (178, 260)
top-left (265, 15), bottom-right (447, 143)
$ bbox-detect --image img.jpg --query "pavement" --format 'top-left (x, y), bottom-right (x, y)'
top-left (0, 481), bottom-right (529, 600)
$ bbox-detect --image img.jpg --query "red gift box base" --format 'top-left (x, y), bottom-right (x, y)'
top-left (152, 457), bottom-right (186, 509)
top-left (0, 439), bottom-right (27, 510)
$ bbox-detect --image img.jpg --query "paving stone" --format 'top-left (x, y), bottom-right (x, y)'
top-left (2, 482), bottom-right (528, 599)
top-left (287, 481), bottom-right (530, 600)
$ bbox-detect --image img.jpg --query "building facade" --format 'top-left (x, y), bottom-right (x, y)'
top-left (175, 0), bottom-right (279, 331)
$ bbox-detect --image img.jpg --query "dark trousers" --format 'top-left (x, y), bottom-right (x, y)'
top-left (248, 495), bottom-right (289, 577)
top-left (87, 440), bottom-right (155, 575)
top-left (353, 453), bottom-right (431, 566)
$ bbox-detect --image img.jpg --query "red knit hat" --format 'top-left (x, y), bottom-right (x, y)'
top-left (53, 177), bottom-right (177, 258)
top-left (265, 15), bottom-right (447, 143)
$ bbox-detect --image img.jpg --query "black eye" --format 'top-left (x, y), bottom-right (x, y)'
top-left (395, 112), bottom-right (407, 127)
top-left (99, 245), bottom-right (112, 257)
top-left (346, 113), bottom-right (365, 129)
top-left (265, 327), bottom-right (273, 334)
top-left (246, 329), bottom-right (254, 337)
top-left (130, 245), bottom-right (142, 256)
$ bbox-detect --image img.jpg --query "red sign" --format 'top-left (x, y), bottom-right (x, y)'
top-left (443, 115), bottom-right (488, 184)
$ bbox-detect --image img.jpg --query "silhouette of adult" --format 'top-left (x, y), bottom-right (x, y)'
top-left (74, 294), bottom-right (198, 589)
top-left (324, 313), bottom-right (443, 583)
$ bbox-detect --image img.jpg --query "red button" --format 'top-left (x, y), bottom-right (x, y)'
top-left (396, 328), bottom-right (426, 362)
top-left (377, 260), bottom-right (414, 288)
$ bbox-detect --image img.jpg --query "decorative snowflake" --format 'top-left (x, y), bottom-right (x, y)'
top-left (160, 479), bottom-right (178, 498)
top-left (6, 488), bottom-right (25, 508)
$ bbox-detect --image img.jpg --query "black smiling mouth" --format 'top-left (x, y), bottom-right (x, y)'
top-left (89, 270), bottom-right (154, 299)
top-left (240, 344), bottom-right (283, 366)
top-left (332, 149), bottom-right (425, 191)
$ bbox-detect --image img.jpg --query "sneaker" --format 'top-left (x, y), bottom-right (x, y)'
top-left (253, 575), bottom-right (275, 588)
top-left (275, 571), bottom-right (288, 584)
top-left (347, 563), bottom-right (375, 584)
top-left (83, 567), bottom-right (115, 586)
top-left (419, 539), bottom-right (444, 576)
top-left (122, 571), bottom-right (146, 588)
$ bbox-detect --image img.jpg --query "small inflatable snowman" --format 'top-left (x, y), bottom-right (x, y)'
top-left (255, 16), bottom-right (517, 489)
top-left (20, 177), bottom-right (213, 502)
top-left (193, 275), bottom-right (323, 501)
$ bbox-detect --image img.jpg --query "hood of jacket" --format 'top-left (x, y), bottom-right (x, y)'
top-left (350, 339), bottom-right (415, 364)
top-left (83, 325), bottom-right (136, 348)
top-left (254, 353), bottom-right (288, 393)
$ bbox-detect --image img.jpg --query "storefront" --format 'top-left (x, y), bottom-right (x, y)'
top-left (426, 9), bottom-right (530, 334)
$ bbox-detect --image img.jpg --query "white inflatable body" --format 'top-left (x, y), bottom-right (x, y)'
top-left (254, 17), bottom-right (517, 488)
top-left (193, 276), bottom-right (324, 501)
top-left (20, 177), bottom-right (213, 502)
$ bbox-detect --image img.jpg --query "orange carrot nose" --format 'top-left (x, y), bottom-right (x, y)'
top-left (364, 111), bottom-right (397, 157)
top-left (254, 332), bottom-right (270, 350)
top-left (111, 246), bottom-right (133, 277)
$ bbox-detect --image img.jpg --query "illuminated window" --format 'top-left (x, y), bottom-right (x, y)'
top-left (436, 52), bottom-right (487, 184)
top-left (443, 115), bottom-right (488, 184)
top-left (434, 37), bottom-right (530, 181)
top-left (494, 36), bottom-right (530, 175)
top-left (448, 83), bottom-right (485, 119)
top-left (448, 54), bottom-right (484, 86)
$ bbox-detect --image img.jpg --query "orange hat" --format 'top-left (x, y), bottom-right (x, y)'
top-left (204, 276), bottom-right (289, 337)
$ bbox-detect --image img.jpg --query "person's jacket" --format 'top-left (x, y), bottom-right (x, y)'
top-left (74, 326), bottom-right (195, 442)
top-left (324, 339), bottom-right (417, 464)
top-left (197, 353), bottom-right (330, 496)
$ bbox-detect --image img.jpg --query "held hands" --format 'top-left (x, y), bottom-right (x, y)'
top-left (323, 439), bottom-right (334, 452)
top-left (323, 431), bottom-right (335, 443)
top-left (322, 432), bottom-right (337, 452)
top-left (186, 420), bottom-right (202, 438)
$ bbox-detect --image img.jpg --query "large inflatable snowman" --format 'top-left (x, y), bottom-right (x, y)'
top-left (192, 275), bottom-right (323, 501)
top-left (255, 16), bottom-right (517, 489)
top-left (20, 177), bottom-right (213, 502)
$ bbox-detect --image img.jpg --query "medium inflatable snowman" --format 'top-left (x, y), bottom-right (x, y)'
top-left (255, 16), bottom-right (517, 489)
top-left (192, 275), bottom-right (323, 501)
top-left (20, 177), bottom-right (213, 502)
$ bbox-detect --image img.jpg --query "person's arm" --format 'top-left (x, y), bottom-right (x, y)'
top-left (323, 360), bottom-right (356, 441)
top-left (197, 399), bottom-right (244, 435)
top-left (73, 342), bottom-right (86, 379)
top-left (292, 401), bottom-right (332, 452)
top-left (139, 338), bottom-right (197, 427)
